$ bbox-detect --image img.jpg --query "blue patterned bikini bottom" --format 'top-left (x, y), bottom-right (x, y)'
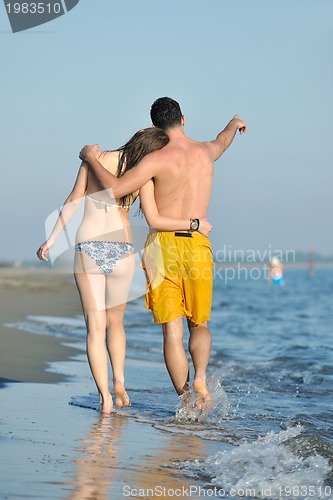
top-left (74, 240), bottom-right (134, 275)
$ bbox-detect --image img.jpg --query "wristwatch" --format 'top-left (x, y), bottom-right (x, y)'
top-left (189, 218), bottom-right (200, 231)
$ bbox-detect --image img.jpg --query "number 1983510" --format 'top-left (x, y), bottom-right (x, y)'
top-left (278, 485), bottom-right (332, 497)
top-left (6, 3), bottom-right (62, 14)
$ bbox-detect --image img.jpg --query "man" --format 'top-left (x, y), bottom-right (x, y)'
top-left (80, 97), bottom-right (246, 404)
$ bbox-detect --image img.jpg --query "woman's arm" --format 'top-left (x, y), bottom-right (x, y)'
top-left (37, 163), bottom-right (88, 261)
top-left (139, 180), bottom-right (212, 235)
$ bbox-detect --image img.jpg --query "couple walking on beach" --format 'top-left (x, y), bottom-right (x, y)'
top-left (37, 97), bottom-right (246, 414)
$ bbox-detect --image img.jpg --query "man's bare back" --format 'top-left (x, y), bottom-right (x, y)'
top-left (148, 129), bottom-right (213, 221)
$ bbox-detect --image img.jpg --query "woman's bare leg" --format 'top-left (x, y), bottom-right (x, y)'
top-left (105, 303), bottom-right (130, 407)
top-left (105, 253), bottom-right (135, 407)
top-left (74, 269), bottom-right (113, 414)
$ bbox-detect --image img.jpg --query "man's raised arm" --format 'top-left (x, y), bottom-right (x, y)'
top-left (79, 144), bottom-right (159, 198)
top-left (204, 115), bottom-right (247, 162)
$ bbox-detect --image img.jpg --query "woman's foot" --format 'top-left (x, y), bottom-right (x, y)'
top-left (101, 392), bottom-right (114, 414)
top-left (114, 380), bottom-right (131, 408)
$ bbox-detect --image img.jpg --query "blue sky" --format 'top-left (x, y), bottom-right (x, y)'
top-left (1, 0), bottom-right (332, 260)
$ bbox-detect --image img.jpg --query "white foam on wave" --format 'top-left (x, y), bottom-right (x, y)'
top-left (5, 315), bottom-right (85, 338)
top-left (178, 426), bottom-right (330, 499)
top-left (26, 315), bottom-right (85, 326)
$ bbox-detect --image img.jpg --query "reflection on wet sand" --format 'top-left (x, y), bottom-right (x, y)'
top-left (68, 414), bottom-right (125, 500)
top-left (67, 412), bottom-right (209, 499)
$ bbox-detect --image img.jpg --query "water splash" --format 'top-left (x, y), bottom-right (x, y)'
top-left (174, 375), bottom-right (229, 424)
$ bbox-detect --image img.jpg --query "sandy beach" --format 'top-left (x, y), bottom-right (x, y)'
top-left (0, 267), bottom-right (222, 499)
top-left (0, 267), bottom-right (82, 386)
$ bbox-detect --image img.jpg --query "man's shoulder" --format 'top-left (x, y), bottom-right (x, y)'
top-left (163, 136), bottom-right (203, 152)
top-left (187, 139), bottom-right (215, 160)
top-left (154, 138), bottom-right (211, 162)
top-left (183, 136), bottom-right (211, 152)
top-left (198, 140), bottom-right (217, 161)
top-left (199, 140), bottom-right (213, 149)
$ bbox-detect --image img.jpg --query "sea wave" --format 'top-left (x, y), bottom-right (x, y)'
top-left (176, 426), bottom-right (331, 499)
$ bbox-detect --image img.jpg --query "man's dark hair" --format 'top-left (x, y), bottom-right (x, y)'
top-left (150, 97), bottom-right (183, 130)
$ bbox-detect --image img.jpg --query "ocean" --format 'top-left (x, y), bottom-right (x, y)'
top-left (7, 267), bottom-right (333, 499)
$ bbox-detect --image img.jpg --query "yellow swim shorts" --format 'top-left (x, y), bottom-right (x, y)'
top-left (142, 232), bottom-right (214, 325)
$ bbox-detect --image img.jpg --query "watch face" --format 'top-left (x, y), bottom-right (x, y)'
top-left (191, 219), bottom-right (199, 231)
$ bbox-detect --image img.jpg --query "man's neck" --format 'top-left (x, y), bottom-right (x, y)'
top-left (164, 126), bottom-right (185, 139)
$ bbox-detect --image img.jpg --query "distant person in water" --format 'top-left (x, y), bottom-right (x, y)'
top-left (36, 128), bottom-right (211, 414)
top-left (268, 256), bottom-right (284, 285)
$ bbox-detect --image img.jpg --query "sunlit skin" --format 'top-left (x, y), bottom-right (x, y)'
top-left (36, 130), bottom-right (213, 414)
top-left (80, 112), bottom-right (247, 407)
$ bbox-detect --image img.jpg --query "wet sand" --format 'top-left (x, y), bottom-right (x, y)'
top-left (0, 267), bottom-right (82, 385)
top-left (0, 267), bottom-right (217, 499)
top-left (1, 380), bottom-right (219, 499)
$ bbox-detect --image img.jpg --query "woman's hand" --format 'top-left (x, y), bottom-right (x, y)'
top-left (36, 240), bottom-right (54, 261)
top-left (198, 218), bottom-right (212, 237)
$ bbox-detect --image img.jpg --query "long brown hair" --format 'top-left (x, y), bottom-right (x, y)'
top-left (105, 127), bottom-right (169, 208)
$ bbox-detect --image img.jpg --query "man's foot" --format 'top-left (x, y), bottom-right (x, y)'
top-left (101, 392), bottom-right (114, 414)
top-left (193, 375), bottom-right (211, 411)
top-left (114, 380), bottom-right (131, 408)
top-left (193, 375), bottom-right (209, 398)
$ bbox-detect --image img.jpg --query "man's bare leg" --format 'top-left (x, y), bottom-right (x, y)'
top-left (162, 316), bottom-right (189, 395)
top-left (188, 320), bottom-right (212, 402)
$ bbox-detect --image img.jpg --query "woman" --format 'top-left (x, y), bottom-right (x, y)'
top-left (37, 128), bottom-right (211, 414)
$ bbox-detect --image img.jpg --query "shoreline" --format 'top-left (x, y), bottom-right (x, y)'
top-left (0, 268), bottom-right (83, 385)
top-left (0, 267), bottom-right (223, 499)
top-left (1, 268), bottom-right (332, 499)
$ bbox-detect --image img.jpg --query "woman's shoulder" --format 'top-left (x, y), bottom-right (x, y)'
top-left (97, 150), bottom-right (120, 174)
top-left (97, 150), bottom-right (118, 160)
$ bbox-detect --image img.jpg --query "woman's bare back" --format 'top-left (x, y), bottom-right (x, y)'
top-left (76, 151), bottom-right (135, 244)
